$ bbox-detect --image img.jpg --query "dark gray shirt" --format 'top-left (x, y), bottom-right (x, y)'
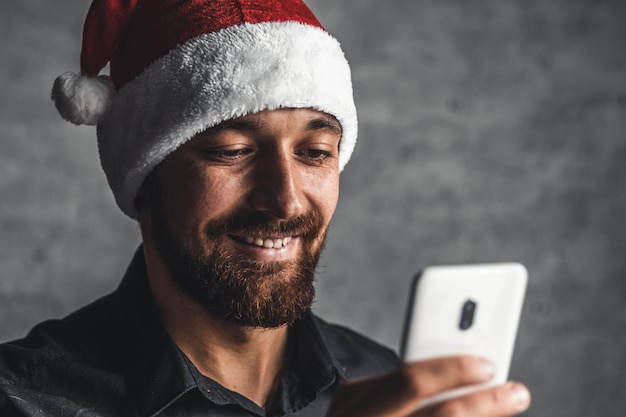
top-left (0, 249), bottom-right (399, 416)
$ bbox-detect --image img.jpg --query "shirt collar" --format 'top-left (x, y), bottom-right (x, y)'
top-left (115, 247), bottom-right (345, 417)
top-left (270, 312), bottom-right (347, 414)
top-left (114, 248), bottom-right (196, 417)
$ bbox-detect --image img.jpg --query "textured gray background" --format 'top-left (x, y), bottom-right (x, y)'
top-left (1, 1), bottom-right (625, 416)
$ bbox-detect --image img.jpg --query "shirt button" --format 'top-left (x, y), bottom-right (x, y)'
top-left (207, 390), bottom-right (229, 404)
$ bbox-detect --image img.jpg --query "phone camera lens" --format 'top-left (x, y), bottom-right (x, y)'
top-left (459, 299), bottom-right (477, 330)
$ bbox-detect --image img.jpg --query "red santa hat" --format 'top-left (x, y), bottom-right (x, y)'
top-left (51, 0), bottom-right (357, 219)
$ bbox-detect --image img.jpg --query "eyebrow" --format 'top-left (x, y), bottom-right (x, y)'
top-left (203, 113), bottom-right (343, 136)
top-left (306, 116), bottom-right (343, 136)
top-left (214, 119), bottom-right (262, 131)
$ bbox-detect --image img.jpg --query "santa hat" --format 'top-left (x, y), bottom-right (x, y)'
top-left (51, 0), bottom-right (357, 219)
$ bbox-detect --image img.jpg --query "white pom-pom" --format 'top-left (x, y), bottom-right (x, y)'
top-left (51, 72), bottom-right (115, 126)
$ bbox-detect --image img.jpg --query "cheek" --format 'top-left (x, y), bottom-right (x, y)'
top-left (159, 164), bottom-right (243, 227)
top-left (309, 171), bottom-right (340, 222)
top-left (185, 171), bottom-right (247, 218)
top-left (324, 180), bottom-right (340, 214)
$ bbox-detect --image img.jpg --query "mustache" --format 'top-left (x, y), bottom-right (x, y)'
top-left (204, 209), bottom-right (324, 241)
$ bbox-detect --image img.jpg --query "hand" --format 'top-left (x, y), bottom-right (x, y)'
top-left (326, 355), bottom-right (530, 417)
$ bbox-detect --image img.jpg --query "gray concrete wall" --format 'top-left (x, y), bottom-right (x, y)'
top-left (1, 1), bottom-right (625, 416)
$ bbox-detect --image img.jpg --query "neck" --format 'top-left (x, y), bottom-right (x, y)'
top-left (142, 241), bottom-right (290, 410)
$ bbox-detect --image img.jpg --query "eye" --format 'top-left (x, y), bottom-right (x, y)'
top-left (203, 147), bottom-right (253, 161)
top-left (296, 148), bottom-right (335, 164)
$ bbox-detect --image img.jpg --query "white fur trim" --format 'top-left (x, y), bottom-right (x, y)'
top-left (52, 72), bottom-right (115, 126)
top-left (98, 22), bottom-right (357, 218)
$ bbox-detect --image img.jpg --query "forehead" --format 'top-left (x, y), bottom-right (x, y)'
top-left (194, 108), bottom-right (343, 141)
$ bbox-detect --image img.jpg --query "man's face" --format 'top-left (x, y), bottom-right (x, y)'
top-left (142, 108), bottom-right (341, 328)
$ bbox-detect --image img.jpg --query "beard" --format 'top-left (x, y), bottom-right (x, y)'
top-left (146, 182), bottom-right (326, 328)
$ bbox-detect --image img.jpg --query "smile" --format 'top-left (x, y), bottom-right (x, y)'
top-left (239, 236), bottom-right (293, 249)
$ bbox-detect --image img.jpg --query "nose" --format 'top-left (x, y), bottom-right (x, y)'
top-left (248, 151), bottom-right (306, 220)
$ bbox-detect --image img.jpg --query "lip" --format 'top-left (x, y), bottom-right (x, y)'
top-left (227, 235), bottom-right (300, 261)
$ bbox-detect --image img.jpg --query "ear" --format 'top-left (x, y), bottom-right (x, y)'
top-left (134, 179), bottom-right (156, 235)
top-left (134, 185), bottom-right (147, 218)
top-left (136, 197), bottom-right (153, 250)
top-left (134, 168), bottom-right (160, 219)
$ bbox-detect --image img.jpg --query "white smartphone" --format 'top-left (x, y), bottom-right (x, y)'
top-left (400, 262), bottom-right (528, 408)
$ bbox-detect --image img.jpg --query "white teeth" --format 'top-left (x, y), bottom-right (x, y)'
top-left (243, 236), bottom-right (293, 248)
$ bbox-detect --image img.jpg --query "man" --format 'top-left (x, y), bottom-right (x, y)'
top-left (0, 0), bottom-right (531, 416)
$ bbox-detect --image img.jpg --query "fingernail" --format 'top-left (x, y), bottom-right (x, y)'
top-left (510, 383), bottom-right (531, 410)
top-left (480, 358), bottom-right (496, 379)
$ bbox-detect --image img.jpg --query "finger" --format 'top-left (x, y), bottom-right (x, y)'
top-left (326, 372), bottom-right (416, 417)
top-left (401, 355), bottom-right (495, 399)
top-left (325, 356), bottom-right (495, 417)
top-left (412, 381), bottom-right (531, 417)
